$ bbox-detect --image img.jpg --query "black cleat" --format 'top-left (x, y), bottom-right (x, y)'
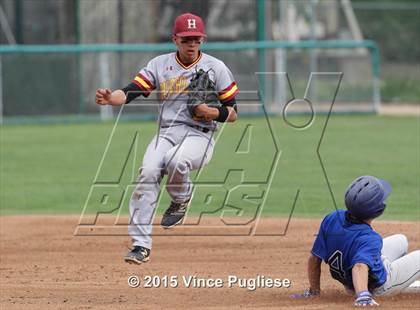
top-left (124, 246), bottom-right (150, 264)
top-left (161, 200), bottom-right (189, 228)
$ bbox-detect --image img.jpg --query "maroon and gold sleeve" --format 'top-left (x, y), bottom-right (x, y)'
top-left (218, 82), bottom-right (239, 103)
top-left (132, 73), bottom-right (156, 97)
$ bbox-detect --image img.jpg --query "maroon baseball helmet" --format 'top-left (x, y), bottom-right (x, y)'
top-left (173, 13), bottom-right (206, 37)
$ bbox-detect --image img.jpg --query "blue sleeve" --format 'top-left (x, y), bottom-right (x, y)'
top-left (311, 216), bottom-right (328, 261)
top-left (350, 234), bottom-right (383, 270)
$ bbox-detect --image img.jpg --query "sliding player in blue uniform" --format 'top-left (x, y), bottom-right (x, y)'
top-left (293, 175), bottom-right (420, 306)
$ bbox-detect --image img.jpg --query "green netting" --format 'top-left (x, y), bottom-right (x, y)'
top-left (0, 40), bottom-right (380, 121)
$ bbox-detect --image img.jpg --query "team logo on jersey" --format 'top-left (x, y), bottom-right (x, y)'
top-left (187, 19), bottom-right (197, 29)
top-left (159, 75), bottom-right (189, 100)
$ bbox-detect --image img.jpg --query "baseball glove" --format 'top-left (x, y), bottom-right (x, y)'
top-left (186, 68), bottom-right (219, 119)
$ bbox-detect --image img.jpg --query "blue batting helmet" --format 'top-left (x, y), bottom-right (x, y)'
top-left (344, 176), bottom-right (392, 220)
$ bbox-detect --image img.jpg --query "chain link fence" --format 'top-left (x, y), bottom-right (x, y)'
top-left (0, 0), bottom-right (418, 121)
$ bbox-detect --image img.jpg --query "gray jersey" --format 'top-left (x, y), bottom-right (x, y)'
top-left (131, 52), bottom-right (238, 131)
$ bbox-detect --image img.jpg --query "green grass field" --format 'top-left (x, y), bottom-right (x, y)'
top-left (1, 115), bottom-right (419, 221)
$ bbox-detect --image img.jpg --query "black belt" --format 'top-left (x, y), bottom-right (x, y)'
top-left (188, 125), bottom-right (210, 133)
top-left (161, 125), bottom-right (210, 133)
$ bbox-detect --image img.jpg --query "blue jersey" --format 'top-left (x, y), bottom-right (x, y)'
top-left (311, 210), bottom-right (386, 290)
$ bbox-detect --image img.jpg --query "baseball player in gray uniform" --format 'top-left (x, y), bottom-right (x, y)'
top-left (96, 13), bottom-right (238, 264)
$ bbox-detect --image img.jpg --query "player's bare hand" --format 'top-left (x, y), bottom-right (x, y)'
top-left (193, 104), bottom-right (218, 121)
top-left (193, 103), bottom-right (208, 116)
top-left (96, 88), bottom-right (112, 105)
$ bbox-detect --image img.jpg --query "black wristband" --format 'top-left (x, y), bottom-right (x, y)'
top-left (215, 105), bottom-right (229, 122)
top-left (121, 82), bottom-right (148, 103)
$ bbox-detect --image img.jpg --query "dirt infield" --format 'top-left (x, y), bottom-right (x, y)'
top-left (1, 216), bottom-right (419, 309)
top-left (380, 104), bottom-right (420, 116)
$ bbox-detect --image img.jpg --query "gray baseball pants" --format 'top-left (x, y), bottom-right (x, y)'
top-left (373, 234), bottom-right (420, 295)
top-left (128, 125), bottom-right (214, 249)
